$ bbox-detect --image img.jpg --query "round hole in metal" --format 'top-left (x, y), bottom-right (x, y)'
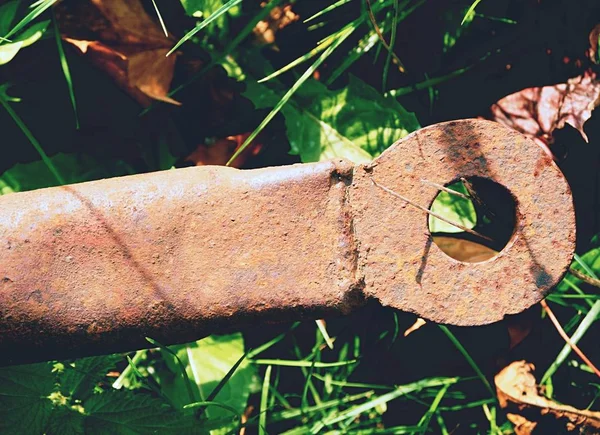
top-left (427, 177), bottom-right (517, 263)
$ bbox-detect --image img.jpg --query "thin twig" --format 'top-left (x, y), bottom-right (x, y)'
top-left (364, 0), bottom-right (405, 72)
top-left (569, 267), bottom-right (600, 289)
top-left (540, 299), bottom-right (600, 379)
top-left (460, 177), bottom-right (490, 214)
top-left (370, 178), bottom-right (493, 242)
top-left (420, 179), bottom-right (471, 200)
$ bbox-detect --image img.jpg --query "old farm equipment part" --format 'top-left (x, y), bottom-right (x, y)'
top-left (0, 120), bottom-right (575, 365)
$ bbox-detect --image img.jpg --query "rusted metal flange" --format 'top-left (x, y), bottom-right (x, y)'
top-left (0, 119), bottom-right (575, 364)
top-left (352, 119), bottom-right (575, 325)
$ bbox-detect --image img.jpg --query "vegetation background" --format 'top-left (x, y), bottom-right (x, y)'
top-left (1, 0), bottom-right (600, 433)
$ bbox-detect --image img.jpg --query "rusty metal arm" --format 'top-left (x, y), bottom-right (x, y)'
top-left (0, 120), bottom-right (576, 365)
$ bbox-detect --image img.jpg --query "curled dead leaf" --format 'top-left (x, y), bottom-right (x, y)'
top-left (495, 361), bottom-right (600, 434)
top-left (490, 70), bottom-right (600, 144)
top-left (57, 0), bottom-right (180, 106)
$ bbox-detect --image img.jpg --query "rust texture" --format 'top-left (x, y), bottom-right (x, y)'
top-left (0, 119), bottom-right (575, 365)
top-left (352, 119), bottom-right (575, 326)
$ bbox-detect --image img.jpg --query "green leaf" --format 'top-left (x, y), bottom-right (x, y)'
top-left (0, 40), bottom-right (22, 65)
top-left (47, 407), bottom-right (86, 435)
top-left (558, 246), bottom-right (600, 292)
top-left (0, 153), bottom-right (131, 193)
top-left (3, 0), bottom-right (57, 40)
top-left (170, 0), bottom-right (242, 55)
top-left (0, 0), bottom-right (19, 36)
top-left (0, 19), bottom-right (50, 65)
top-left (155, 333), bottom-right (259, 427)
top-left (429, 182), bottom-right (477, 233)
top-left (83, 390), bottom-right (197, 434)
top-left (60, 355), bottom-right (121, 401)
top-left (180, 0), bottom-right (241, 20)
top-left (0, 362), bottom-right (56, 435)
top-left (244, 75), bottom-right (420, 163)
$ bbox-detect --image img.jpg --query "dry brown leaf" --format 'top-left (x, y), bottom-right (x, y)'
top-left (490, 70), bottom-right (600, 144)
top-left (495, 361), bottom-right (600, 434)
top-left (432, 236), bottom-right (497, 263)
top-left (185, 133), bottom-right (263, 168)
top-left (57, 0), bottom-right (179, 106)
top-left (253, 3), bottom-right (299, 46)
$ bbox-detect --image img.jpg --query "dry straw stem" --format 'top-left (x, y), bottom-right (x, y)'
top-left (540, 300), bottom-right (600, 379)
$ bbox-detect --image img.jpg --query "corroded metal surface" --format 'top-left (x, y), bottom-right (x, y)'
top-left (351, 120), bottom-right (575, 325)
top-left (0, 119), bottom-right (575, 365)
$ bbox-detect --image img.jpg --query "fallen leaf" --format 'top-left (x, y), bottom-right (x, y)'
top-left (495, 361), bottom-right (600, 434)
top-left (489, 70), bottom-right (600, 144)
top-left (253, 2), bottom-right (299, 46)
top-left (185, 133), bottom-right (263, 168)
top-left (56, 0), bottom-right (179, 106)
top-left (432, 236), bottom-right (497, 263)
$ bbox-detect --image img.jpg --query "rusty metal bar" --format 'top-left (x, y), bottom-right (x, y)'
top-left (0, 120), bottom-right (576, 365)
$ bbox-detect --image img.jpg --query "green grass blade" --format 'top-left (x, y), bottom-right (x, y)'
top-left (52, 11), bottom-right (78, 129)
top-left (461, 0), bottom-right (483, 25)
top-left (251, 359), bottom-right (358, 368)
top-left (151, 0), bottom-right (168, 37)
top-left (183, 400), bottom-right (240, 417)
top-left (0, 93), bottom-right (64, 185)
top-left (205, 350), bottom-right (248, 403)
top-left (541, 255), bottom-right (600, 384)
top-left (3, 0), bottom-right (57, 40)
top-left (167, 0), bottom-right (242, 56)
top-left (318, 377), bottom-right (459, 427)
top-left (145, 336), bottom-right (197, 404)
top-left (438, 325), bottom-right (495, 397)
top-left (417, 384), bottom-right (450, 433)
top-left (304, 0), bottom-right (352, 23)
top-left (382, 0), bottom-right (400, 91)
top-left (247, 322), bottom-right (300, 359)
top-left (257, 27), bottom-right (341, 83)
top-left (541, 299), bottom-right (600, 383)
top-left (112, 350), bottom-right (146, 389)
top-left (259, 365), bottom-right (272, 435)
top-left (226, 24), bottom-right (355, 166)
top-left (140, 0), bottom-right (283, 116)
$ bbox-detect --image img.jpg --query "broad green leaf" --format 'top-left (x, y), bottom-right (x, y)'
top-left (0, 0), bottom-right (18, 36)
top-left (60, 355), bottom-right (121, 401)
top-left (429, 182), bottom-right (477, 233)
top-left (0, 153), bottom-right (131, 193)
top-left (84, 390), bottom-right (197, 434)
top-left (0, 361), bottom-right (56, 397)
top-left (14, 19), bottom-right (50, 47)
top-left (244, 75), bottom-right (420, 163)
top-left (155, 333), bottom-right (259, 432)
top-left (0, 19), bottom-right (50, 65)
top-left (0, 362), bottom-right (56, 435)
top-left (0, 40), bottom-right (22, 65)
top-left (3, 0), bottom-right (57, 40)
top-left (47, 407), bottom-right (86, 435)
top-left (0, 396), bottom-right (54, 435)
